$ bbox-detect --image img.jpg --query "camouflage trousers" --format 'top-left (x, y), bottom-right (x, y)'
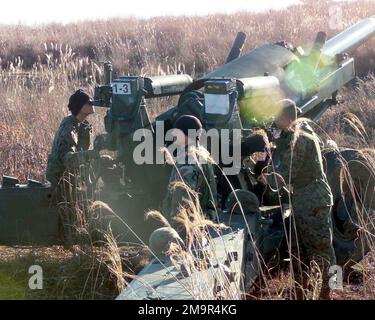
top-left (290, 204), bottom-right (336, 299)
top-left (54, 179), bottom-right (81, 247)
top-left (54, 174), bottom-right (91, 247)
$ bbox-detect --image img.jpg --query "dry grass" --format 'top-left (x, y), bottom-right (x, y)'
top-left (318, 76), bottom-right (375, 148)
top-left (0, 245), bottom-right (149, 299)
top-left (0, 0), bottom-right (374, 181)
top-left (0, 0), bottom-right (374, 76)
top-left (254, 251), bottom-right (375, 300)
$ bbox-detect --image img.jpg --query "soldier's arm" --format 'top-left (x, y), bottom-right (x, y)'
top-left (57, 130), bottom-right (77, 168)
top-left (267, 135), bottom-right (307, 190)
top-left (59, 132), bottom-right (98, 169)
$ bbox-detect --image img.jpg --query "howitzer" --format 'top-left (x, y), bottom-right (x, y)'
top-left (1, 15), bottom-right (375, 300)
top-left (116, 15), bottom-right (375, 299)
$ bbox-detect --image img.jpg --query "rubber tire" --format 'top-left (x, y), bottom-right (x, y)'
top-left (324, 148), bottom-right (375, 269)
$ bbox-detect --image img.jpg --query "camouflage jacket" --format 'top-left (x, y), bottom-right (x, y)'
top-left (162, 145), bottom-right (218, 223)
top-left (46, 115), bottom-right (94, 186)
top-left (268, 122), bottom-right (333, 209)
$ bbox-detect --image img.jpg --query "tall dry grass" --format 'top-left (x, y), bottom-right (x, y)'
top-left (0, 0), bottom-right (374, 76)
top-left (0, 0), bottom-right (374, 181)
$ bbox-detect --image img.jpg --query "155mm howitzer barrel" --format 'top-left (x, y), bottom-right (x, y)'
top-left (206, 16), bottom-right (375, 82)
top-left (322, 15), bottom-right (375, 57)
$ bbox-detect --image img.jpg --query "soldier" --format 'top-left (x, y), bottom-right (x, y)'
top-left (46, 89), bottom-right (100, 245)
top-left (162, 115), bottom-right (218, 241)
top-left (262, 99), bottom-right (335, 300)
top-left (46, 89), bottom-right (99, 188)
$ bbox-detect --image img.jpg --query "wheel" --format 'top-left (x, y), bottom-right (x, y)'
top-left (324, 148), bottom-right (375, 269)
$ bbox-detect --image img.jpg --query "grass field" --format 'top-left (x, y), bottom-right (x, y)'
top-left (0, 0), bottom-right (374, 182)
top-left (0, 0), bottom-right (375, 300)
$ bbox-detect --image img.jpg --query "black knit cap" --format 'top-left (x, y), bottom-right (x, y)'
top-left (174, 115), bottom-right (203, 137)
top-left (68, 89), bottom-right (93, 116)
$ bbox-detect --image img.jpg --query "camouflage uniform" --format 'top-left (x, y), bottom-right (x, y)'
top-left (269, 121), bottom-right (335, 299)
top-left (46, 115), bottom-right (95, 187)
top-left (46, 115), bottom-right (96, 245)
top-left (162, 145), bottom-right (218, 238)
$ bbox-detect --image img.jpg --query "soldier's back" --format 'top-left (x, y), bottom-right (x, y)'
top-left (46, 115), bottom-right (79, 185)
top-left (290, 122), bottom-right (333, 209)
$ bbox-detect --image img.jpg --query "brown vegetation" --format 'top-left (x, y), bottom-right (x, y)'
top-left (0, 0), bottom-right (374, 182)
top-left (0, 0), bottom-right (375, 300)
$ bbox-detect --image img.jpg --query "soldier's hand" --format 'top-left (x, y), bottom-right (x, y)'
top-left (94, 134), bottom-right (109, 151)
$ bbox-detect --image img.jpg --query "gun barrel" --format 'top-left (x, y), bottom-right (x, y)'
top-left (323, 15), bottom-right (375, 57)
top-left (225, 32), bottom-right (247, 64)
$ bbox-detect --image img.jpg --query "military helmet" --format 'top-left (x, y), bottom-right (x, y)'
top-left (149, 227), bottom-right (185, 256)
top-left (226, 189), bottom-right (260, 214)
